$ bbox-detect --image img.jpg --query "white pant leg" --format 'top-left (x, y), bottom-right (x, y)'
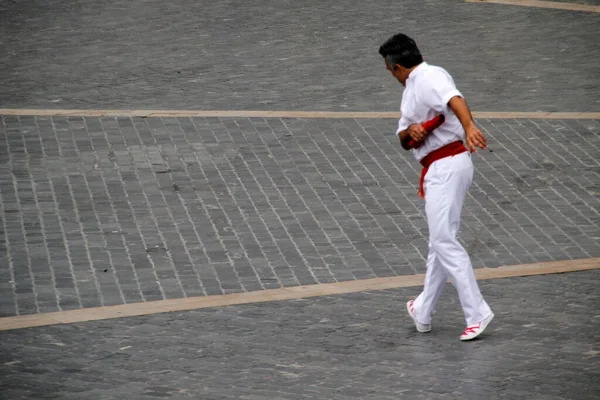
top-left (413, 247), bottom-right (448, 324)
top-left (424, 152), bottom-right (492, 326)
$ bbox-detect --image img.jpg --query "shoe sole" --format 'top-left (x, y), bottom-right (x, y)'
top-left (460, 312), bottom-right (494, 341)
top-left (406, 301), bottom-right (431, 333)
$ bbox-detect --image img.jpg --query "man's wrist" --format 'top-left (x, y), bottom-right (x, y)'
top-left (462, 120), bottom-right (476, 132)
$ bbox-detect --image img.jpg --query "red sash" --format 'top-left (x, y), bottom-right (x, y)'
top-left (418, 141), bottom-right (468, 198)
top-left (408, 114), bottom-right (445, 149)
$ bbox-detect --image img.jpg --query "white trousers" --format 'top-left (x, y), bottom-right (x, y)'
top-left (413, 152), bottom-right (492, 326)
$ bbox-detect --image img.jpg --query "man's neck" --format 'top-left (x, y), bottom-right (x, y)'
top-left (407, 62), bottom-right (424, 78)
top-left (402, 62), bottom-right (425, 86)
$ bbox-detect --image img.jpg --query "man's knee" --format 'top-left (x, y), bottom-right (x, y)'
top-left (429, 236), bottom-right (460, 255)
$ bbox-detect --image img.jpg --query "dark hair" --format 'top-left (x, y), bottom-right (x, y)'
top-left (379, 33), bottom-right (423, 69)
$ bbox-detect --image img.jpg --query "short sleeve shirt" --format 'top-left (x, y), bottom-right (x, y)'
top-left (395, 62), bottom-right (465, 161)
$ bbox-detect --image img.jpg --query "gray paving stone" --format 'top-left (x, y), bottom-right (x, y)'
top-left (0, 9), bottom-right (599, 398)
top-left (1, 271), bottom-right (599, 399)
top-left (0, 0), bottom-right (599, 112)
top-left (3, 112), bottom-right (598, 314)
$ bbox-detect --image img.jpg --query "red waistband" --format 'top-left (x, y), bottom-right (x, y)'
top-left (418, 140), bottom-right (468, 198)
top-left (420, 140), bottom-right (467, 168)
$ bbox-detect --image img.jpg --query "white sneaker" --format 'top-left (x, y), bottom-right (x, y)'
top-left (460, 312), bottom-right (494, 341)
top-left (406, 300), bottom-right (431, 333)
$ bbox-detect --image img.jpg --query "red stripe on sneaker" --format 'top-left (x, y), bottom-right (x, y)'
top-left (462, 324), bottom-right (481, 335)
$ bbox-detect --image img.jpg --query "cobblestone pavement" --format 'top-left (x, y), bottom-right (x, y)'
top-left (1, 115), bottom-right (599, 317)
top-left (1, 0), bottom-right (599, 112)
top-left (1, 0), bottom-right (600, 397)
top-left (1, 271), bottom-right (599, 399)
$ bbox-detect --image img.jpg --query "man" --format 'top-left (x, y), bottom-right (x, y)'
top-left (379, 33), bottom-right (493, 341)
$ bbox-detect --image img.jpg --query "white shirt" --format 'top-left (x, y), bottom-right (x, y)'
top-left (395, 62), bottom-right (464, 161)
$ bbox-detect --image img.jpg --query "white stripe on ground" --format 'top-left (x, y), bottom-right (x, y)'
top-left (0, 109), bottom-right (599, 119)
top-left (0, 257), bottom-right (598, 331)
top-left (465, 0), bottom-right (600, 13)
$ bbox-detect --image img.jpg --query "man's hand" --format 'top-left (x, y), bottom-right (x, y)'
top-left (464, 123), bottom-right (487, 152)
top-left (448, 96), bottom-right (487, 153)
top-left (407, 123), bottom-right (428, 143)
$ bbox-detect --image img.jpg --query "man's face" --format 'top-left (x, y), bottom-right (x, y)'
top-left (385, 60), bottom-right (407, 86)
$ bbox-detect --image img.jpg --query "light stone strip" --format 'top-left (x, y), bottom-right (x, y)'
top-left (465, 0), bottom-right (600, 13)
top-left (0, 257), bottom-right (598, 332)
top-left (1, 109), bottom-right (599, 119)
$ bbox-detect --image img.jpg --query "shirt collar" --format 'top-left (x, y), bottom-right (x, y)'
top-left (406, 62), bottom-right (427, 84)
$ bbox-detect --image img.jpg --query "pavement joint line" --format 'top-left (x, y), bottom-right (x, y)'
top-left (465, 0), bottom-right (600, 13)
top-left (0, 257), bottom-right (598, 332)
top-left (1, 109), bottom-right (600, 119)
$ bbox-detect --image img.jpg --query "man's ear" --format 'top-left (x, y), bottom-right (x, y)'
top-left (393, 64), bottom-right (401, 71)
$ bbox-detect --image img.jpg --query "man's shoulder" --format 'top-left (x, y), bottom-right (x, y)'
top-left (421, 64), bottom-right (453, 79)
top-left (416, 64), bottom-right (456, 91)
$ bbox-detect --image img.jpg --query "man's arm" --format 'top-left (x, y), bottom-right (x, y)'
top-left (398, 128), bottom-right (412, 150)
top-left (399, 124), bottom-right (428, 151)
top-left (448, 96), bottom-right (487, 152)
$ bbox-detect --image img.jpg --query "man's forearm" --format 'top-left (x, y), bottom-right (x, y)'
top-left (449, 95), bottom-right (488, 151)
top-left (448, 96), bottom-right (475, 130)
top-left (398, 129), bottom-right (412, 150)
